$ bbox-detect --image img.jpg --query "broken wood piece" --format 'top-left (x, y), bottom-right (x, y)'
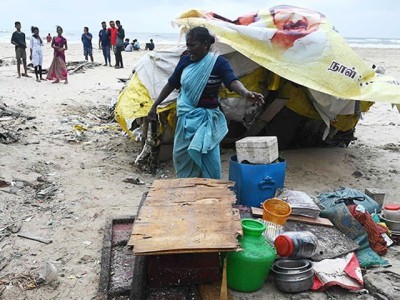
top-left (251, 207), bottom-right (333, 227)
top-left (244, 98), bottom-right (288, 136)
top-left (220, 256), bottom-right (228, 300)
top-left (17, 232), bottom-right (52, 244)
top-left (68, 61), bottom-right (90, 74)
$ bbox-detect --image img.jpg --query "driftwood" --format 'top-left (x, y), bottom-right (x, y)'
top-left (0, 102), bottom-right (21, 118)
top-left (17, 232), bottom-right (52, 244)
top-left (67, 61), bottom-right (102, 74)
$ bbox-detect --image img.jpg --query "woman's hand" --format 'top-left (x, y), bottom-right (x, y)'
top-left (243, 90), bottom-right (264, 106)
top-left (229, 80), bottom-right (265, 106)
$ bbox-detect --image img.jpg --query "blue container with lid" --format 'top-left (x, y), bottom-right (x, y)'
top-left (229, 155), bottom-right (286, 207)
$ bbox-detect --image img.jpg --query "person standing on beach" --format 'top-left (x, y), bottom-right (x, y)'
top-left (108, 21), bottom-right (118, 66)
top-left (99, 21), bottom-right (111, 66)
top-left (46, 33), bottom-right (52, 43)
top-left (114, 20), bottom-right (125, 69)
top-left (30, 26), bottom-right (44, 82)
top-left (11, 21), bottom-right (30, 78)
top-left (47, 26), bottom-right (68, 84)
top-left (81, 27), bottom-right (94, 62)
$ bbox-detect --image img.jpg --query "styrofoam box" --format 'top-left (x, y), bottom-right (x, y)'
top-left (235, 136), bottom-right (279, 164)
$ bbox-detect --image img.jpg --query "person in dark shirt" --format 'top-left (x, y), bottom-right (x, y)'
top-left (145, 39), bottom-right (155, 50)
top-left (114, 20), bottom-right (125, 68)
top-left (99, 21), bottom-right (111, 66)
top-left (11, 21), bottom-right (30, 78)
top-left (148, 27), bottom-right (264, 179)
top-left (81, 27), bottom-right (93, 62)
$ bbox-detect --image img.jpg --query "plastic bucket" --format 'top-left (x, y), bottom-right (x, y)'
top-left (229, 155), bottom-right (286, 208)
top-left (262, 198), bottom-right (292, 226)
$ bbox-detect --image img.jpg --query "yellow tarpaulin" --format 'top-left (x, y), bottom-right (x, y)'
top-left (174, 6), bottom-right (400, 105)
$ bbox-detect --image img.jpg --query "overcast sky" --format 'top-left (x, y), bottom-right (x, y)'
top-left (2, 0), bottom-right (399, 38)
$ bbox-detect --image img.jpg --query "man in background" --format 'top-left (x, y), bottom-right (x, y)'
top-left (114, 20), bottom-right (125, 69)
top-left (81, 27), bottom-right (94, 62)
top-left (11, 21), bottom-right (30, 78)
top-left (108, 20), bottom-right (118, 67)
top-left (99, 21), bottom-right (111, 66)
top-left (144, 39), bottom-right (155, 51)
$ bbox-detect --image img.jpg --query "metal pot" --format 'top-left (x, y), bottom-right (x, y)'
top-left (380, 214), bottom-right (400, 231)
top-left (273, 259), bottom-right (312, 273)
top-left (271, 259), bottom-right (314, 293)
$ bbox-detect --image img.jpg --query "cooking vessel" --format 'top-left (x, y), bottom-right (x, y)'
top-left (271, 259), bottom-right (314, 293)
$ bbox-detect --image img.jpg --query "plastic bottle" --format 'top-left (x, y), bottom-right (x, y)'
top-left (274, 231), bottom-right (318, 259)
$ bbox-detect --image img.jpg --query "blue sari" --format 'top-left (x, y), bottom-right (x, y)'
top-left (173, 53), bottom-right (228, 179)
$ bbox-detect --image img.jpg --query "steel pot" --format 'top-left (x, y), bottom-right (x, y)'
top-left (380, 214), bottom-right (400, 231)
top-left (273, 259), bottom-right (311, 273)
top-left (271, 259), bottom-right (314, 293)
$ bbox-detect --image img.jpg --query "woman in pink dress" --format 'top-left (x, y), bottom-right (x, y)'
top-left (47, 26), bottom-right (68, 84)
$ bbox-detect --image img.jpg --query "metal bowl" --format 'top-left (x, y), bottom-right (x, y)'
top-left (273, 259), bottom-right (312, 273)
top-left (271, 260), bottom-right (314, 293)
top-left (380, 214), bottom-right (400, 231)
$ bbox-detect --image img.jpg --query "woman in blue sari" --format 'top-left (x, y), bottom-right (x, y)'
top-left (148, 27), bottom-right (264, 179)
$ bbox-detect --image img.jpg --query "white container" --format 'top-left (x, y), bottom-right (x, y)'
top-left (235, 136), bottom-right (279, 164)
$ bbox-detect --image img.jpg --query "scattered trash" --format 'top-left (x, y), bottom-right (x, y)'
top-left (122, 177), bottom-right (145, 185)
top-left (0, 179), bottom-right (11, 188)
top-left (37, 261), bottom-right (58, 284)
top-left (312, 252), bottom-right (363, 291)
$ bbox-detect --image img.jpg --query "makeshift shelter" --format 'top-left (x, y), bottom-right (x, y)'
top-left (114, 5), bottom-right (400, 162)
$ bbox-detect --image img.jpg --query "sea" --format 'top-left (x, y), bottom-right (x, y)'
top-left (1, 29), bottom-right (400, 48)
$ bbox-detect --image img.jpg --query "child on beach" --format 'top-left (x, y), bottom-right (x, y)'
top-left (30, 26), bottom-right (44, 82)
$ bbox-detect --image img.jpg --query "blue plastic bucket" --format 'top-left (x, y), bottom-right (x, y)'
top-left (229, 155), bottom-right (286, 208)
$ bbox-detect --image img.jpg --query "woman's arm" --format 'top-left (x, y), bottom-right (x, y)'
top-left (229, 79), bottom-right (264, 106)
top-left (147, 82), bottom-right (175, 120)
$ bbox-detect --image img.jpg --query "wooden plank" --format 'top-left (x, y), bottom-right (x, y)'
top-left (251, 207), bottom-right (333, 227)
top-left (245, 98), bottom-right (288, 136)
top-left (17, 232), bottom-right (52, 244)
top-left (129, 178), bottom-right (241, 255)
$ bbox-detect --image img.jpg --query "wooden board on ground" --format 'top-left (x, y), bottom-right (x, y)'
top-left (251, 207), bottom-right (334, 227)
top-left (128, 178), bottom-right (241, 255)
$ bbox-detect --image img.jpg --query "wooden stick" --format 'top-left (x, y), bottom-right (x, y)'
top-left (220, 256), bottom-right (228, 300)
top-left (17, 232), bottom-right (52, 244)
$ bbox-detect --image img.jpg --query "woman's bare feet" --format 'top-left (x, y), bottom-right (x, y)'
top-left (36, 78), bottom-right (41, 82)
top-left (64, 79), bottom-right (68, 84)
top-left (52, 79), bottom-right (60, 84)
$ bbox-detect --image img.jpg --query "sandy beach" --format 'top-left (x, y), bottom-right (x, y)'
top-left (1, 41), bottom-right (399, 299)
